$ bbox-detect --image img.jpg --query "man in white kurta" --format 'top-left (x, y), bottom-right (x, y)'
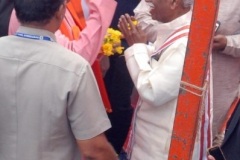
top-left (118, 0), bottom-right (193, 159)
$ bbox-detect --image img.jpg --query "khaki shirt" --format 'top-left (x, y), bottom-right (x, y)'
top-left (0, 26), bottom-right (111, 160)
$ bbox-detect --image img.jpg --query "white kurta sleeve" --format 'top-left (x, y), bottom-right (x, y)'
top-left (222, 35), bottom-right (240, 57)
top-left (124, 43), bottom-right (152, 84)
top-left (125, 40), bottom-right (188, 107)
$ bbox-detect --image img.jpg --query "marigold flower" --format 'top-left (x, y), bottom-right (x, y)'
top-left (102, 43), bottom-right (113, 56)
top-left (101, 28), bottom-right (124, 56)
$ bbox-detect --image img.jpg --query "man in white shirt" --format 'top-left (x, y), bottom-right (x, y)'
top-left (118, 0), bottom-right (193, 159)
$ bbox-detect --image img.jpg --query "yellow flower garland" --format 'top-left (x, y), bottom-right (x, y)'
top-left (101, 21), bottom-right (138, 56)
top-left (101, 28), bottom-right (124, 56)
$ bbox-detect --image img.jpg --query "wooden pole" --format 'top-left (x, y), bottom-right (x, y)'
top-left (168, 0), bottom-right (220, 159)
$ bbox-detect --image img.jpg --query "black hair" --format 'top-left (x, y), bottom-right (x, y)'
top-left (14, 0), bottom-right (65, 24)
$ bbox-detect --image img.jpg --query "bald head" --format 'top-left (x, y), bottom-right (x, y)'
top-left (145, 0), bottom-right (192, 23)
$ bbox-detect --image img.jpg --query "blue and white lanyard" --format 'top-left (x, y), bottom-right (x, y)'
top-left (15, 32), bottom-right (54, 42)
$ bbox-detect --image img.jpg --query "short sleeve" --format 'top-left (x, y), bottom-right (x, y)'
top-left (67, 64), bottom-right (111, 140)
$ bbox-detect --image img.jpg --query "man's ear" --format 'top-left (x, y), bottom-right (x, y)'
top-left (55, 3), bottom-right (66, 21)
top-left (170, 0), bottom-right (179, 9)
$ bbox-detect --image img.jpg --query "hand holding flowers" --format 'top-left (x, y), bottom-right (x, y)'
top-left (101, 16), bottom-right (141, 56)
top-left (118, 14), bottom-right (147, 46)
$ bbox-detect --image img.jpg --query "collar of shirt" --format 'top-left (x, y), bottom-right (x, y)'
top-left (154, 9), bottom-right (193, 48)
top-left (16, 26), bottom-right (57, 42)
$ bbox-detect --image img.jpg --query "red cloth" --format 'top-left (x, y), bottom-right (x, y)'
top-left (91, 55), bottom-right (112, 112)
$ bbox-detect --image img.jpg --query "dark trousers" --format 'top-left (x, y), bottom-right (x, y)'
top-left (104, 55), bottom-right (134, 153)
top-left (106, 109), bottom-right (133, 153)
top-left (221, 100), bottom-right (240, 160)
top-left (104, 0), bottom-right (139, 151)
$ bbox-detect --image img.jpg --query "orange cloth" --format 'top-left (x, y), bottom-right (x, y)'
top-left (219, 98), bottom-right (240, 133)
top-left (91, 55), bottom-right (112, 113)
top-left (60, 0), bottom-right (85, 40)
top-left (67, 0), bottom-right (86, 29)
top-left (59, 1), bottom-right (112, 112)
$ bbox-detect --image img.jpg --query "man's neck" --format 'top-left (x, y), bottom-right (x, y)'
top-left (168, 7), bottom-right (191, 23)
top-left (21, 21), bottom-right (57, 33)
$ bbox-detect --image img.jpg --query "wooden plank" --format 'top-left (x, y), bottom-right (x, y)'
top-left (168, 0), bottom-right (220, 159)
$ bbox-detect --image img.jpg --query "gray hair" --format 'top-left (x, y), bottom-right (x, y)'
top-left (183, 0), bottom-right (193, 8)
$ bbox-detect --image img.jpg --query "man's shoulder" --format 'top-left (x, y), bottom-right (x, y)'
top-left (0, 36), bottom-right (90, 77)
top-left (45, 42), bottom-right (89, 76)
top-left (0, 35), bottom-right (12, 41)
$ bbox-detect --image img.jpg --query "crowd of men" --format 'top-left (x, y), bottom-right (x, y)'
top-left (0, 0), bottom-right (239, 160)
